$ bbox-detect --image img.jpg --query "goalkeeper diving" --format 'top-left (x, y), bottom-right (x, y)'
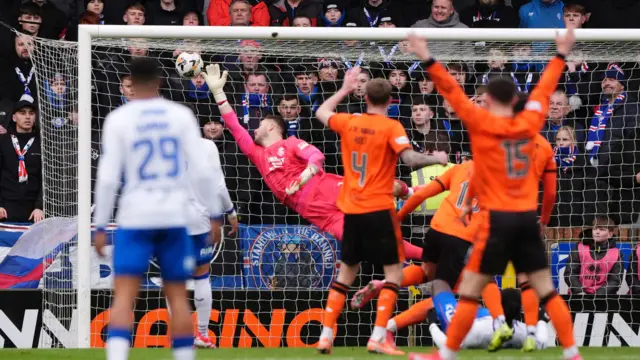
top-left (203, 64), bottom-right (448, 259)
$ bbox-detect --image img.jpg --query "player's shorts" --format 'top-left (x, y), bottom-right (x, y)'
top-left (302, 173), bottom-right (344, 240)
top-left (341, 209), bottom-right (404, 266)
top-left (191, 232), bottom-right (215, 267)
top-left (421, 229), bottom-right (472, 288)
top-left (466, 211), bottom-right (547, 276)
top-left (113, 227), bottom-right (195, 282)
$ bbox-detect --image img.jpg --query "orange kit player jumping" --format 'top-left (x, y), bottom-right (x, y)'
top-left (407, 28), bottom-right (580, 360)
top-left (314, 69), bottom-right (448, 355)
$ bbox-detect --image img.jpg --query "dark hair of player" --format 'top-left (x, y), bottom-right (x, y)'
top-left (263, 114), bottom-right (288, 138)
top-left (365, 78), bottom-right (392, 106)
top-left (129, 58), bottom-right (161, 85)
top-left (501, 288), bottom-right (523, 326)
top-left (487, 78), bottom-right (518, 106)
top-left (513, 92), bottom-right (528, 113)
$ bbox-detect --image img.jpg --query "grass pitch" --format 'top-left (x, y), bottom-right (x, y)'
top-left (3, 347), bottom-right (636, 360)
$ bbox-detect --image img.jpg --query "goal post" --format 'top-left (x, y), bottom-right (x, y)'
top-left (32, 25), bottom-right (640, 349)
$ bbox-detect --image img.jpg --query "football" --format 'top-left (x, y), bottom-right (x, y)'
top-left (175, 52), bottom-right (203, 78)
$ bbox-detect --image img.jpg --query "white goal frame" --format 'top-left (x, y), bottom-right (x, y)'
top-left (75, 25), bottom-right (640, 348)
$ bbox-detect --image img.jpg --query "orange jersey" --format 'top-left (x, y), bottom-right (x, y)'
top-left (398, 161), bottom-right (485, 243)
top-left (329, 112), bottom-right (411, 214)
top-left (533, 134), bottom-right (557, 178)
top-left (427, 56), bottom-right (566, 212)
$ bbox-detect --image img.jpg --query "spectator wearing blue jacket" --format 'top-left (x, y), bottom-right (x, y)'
top-left (519, 0), bottom-right (564, 28)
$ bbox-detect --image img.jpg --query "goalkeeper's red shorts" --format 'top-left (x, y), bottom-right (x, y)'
top-left (302, 172), bottom-right (344, 241)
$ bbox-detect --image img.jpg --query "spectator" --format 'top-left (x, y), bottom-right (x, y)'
top-left (415, 72), bottom-right (435, 95)
top-left (277, 95), bottom-right (304, 137)
top-left (203, 120), bottom-right (224, 141)
top-left (123, 3), bottom-right (145, 25)
top-left (552, 125), bottom-right (591, 226)
top-left (412, 0), bottom-right (468, 28)
top-left (471, 84), bottom-right (488, 108)
top-left (316, 59), bottom-right (340, 82)
top-left (336, 67), bottom-right (370, 114)
top-left (269, 0), bottom-right (322, 26)
top-left (320, 0), bottom-right (346, 26)
top-left (86, 0), bottom-right (105, 23)
top-left (24, 0), bottom-right (68, 39)
top-left (293, 68), bottom-right (318, 107)
top-left (518, 0), bottom-right (564, 28)
top-left (442, 98), bottom-right (470, 158)
top-left (0, 96), bottom-right (43, 223)
top-left (345, 0), bottom-right (389, 27)
top-left (408, 97), bottom-right (450, 154)
top-left (207, 0), bottom-right (270, 26)
top-left (43, 73), bottom-right (73, 116)
top-left (460, 0), bottom-right (520, 28)
top-left (236, 73), bottom-right (272, 132)
top-left (384, 64), bottom-right (412, 123)
top-left (0, 34), bottom-right (37, 107)
top-left (377, 5), bottom-right (403, 27)
top-left (511, 43), bottom-right (542, 93)
top-left (79, 10), bottom-right (101, 24)
top-left (146, 0), bottom-right (183, 25)
top-left (292, 14), bottom-right (312, 26)
top-left (228, 0), bottom-right (253, 26)
top-left (541, 90), bottom-right (585, 144)
top-left (565, 215), bottom-right (623, 295)
top-left (446, 61), bottom-right (474, 96)
top-left (17, 3), bottom-right (43, 36)
top-left (182, 8), bottom-right (204, 25)
top-left (562, 2), bottom-right (588, 28)
top-left (627, 242), bottom-right (640, 295)
top-left (117, 74), bottom-right (135, 107)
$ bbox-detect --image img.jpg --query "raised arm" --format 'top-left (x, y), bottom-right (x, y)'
top-left (285, 140), bottom-right (326, 195)
top-left (407, 34), bottom-right (486, 132)
top-left (204, 64), bottom-right (258, 161)
top-left (315, 67), bottom-right (360, 127)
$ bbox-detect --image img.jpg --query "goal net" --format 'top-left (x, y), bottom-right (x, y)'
top-left (25, 26), bottom-right (640, 349)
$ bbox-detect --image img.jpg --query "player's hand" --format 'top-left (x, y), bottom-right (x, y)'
top-left (407, 34), bottom-right (430, 61)
top-left (94, 231), bottom-right (107, 257)
top-left (210, 218), bottom-right (224, 245)
top-left (460, 204), bottom-right (472, 226)
top-left (29, 209), bottom-right (44, 223)
top-left (556, 26), bottom-right (576, 56)
top-left (227, 213), bottom-right (238, 236)
top-left (430, 150), bottom-right (449, 166)
top-left (340, 67), bottom-right (361, 93)
top-left (0, 207), bottom-right (7, 220)
top-left (538, 220), bottom-right (547, 239)
top-left (635, 172), bottom-right (640, 184)
top-left (204, 64), bottom-right (229, 99)
top-left (285, 165), bottom-right (318, 195)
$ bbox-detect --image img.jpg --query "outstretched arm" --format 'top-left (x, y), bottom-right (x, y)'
top-left (204, 64), bottom-right (258, 161)
top-left (315, 67), bottom-right (361, 127)
top-left (285, 140), bottom-right (326, 195)
top-left (397, 178), bottom-right (448, 220)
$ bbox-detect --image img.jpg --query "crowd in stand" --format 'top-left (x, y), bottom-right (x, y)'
top-left (0, 0), bottom-right (640, 290)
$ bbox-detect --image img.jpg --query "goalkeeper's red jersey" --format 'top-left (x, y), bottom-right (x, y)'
top-left (221, 111), bottom-right (325, 214)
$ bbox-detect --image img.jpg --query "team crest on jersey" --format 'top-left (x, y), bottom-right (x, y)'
top-left (277, 147), bottom-right (285, 157)
top-left (247, 226), bottom-right (337, 289)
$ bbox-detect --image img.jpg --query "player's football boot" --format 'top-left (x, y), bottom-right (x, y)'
top-left (367, 338), bottom-right (405, 355)
top-left (487, 323), bottom-right (514, 352)
top-left (386, 330), bottom-right (396, 347)
top-left (350, 280), bottom-right (385, 309)
top-left (194, 334), bottom-right (216, 348)
top-left (408, 351), bottom-right (446, 360)
top-left (521, 335), bottom-right (536, 352)
top-left (317, 337), bottom-right (332, 355)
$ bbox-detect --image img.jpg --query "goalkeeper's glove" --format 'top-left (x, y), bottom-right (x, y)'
top-left (285, 165), bottom-right (318, 195)
top-left (204, 64), bottom-right (229, 103)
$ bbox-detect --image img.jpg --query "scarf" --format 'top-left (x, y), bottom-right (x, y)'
top-left (241, 93), bottom-right (272, 124)
top-left (15, 67), bottom-right (34, 97)
top-left (387, 97), bottom-right (401, 118)
top-left (363, 7), bottom-right (379, 27)
top-left (586, 92), bottom-right (626, 165)
top-left (187, 81), bottom-right (210, 100)
top-left (554, 146), bottom-right (578, 171)
top-left (298, 86), bottom-right (318, 112)
top-left (11, 134), bottom-right (35, 183)
top-left (287, 118), bottom-right (300, 137)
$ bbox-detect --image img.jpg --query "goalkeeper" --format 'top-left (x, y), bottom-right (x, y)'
top-left (204, 64), bottom-right (447, 259)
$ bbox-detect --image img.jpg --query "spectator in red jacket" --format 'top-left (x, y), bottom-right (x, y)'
top-left (269, 0), bottom-right (322, 26)
top-left (207, 0), bottom-right (270, 26)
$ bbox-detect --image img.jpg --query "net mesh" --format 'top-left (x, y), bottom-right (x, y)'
top-left (26, 31), bottom-right (640, 348)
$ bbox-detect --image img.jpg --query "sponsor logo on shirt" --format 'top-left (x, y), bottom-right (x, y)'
top-left (395, 136), bottom-right (410, 145)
